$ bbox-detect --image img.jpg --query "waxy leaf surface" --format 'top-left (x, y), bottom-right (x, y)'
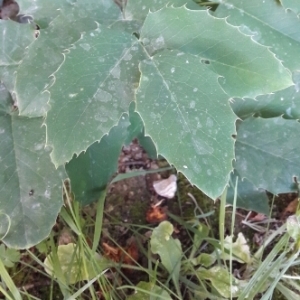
top-left (140, 7), bottom-right (293, 98)
top-left (136, 50), bottom-right (235, 199)
top-left (235, 117), bottom-right (300, 194)
top-left (65, 114), bottom-right (130, 206)
top-left (226, 170), bottom-right (269, 214)
top-left (18, 0), bottom-right (120, 28)
top-left (15, 0), bottom-right (121, 117)
top-left (46, 26), bottom-right (144, 166)
top-left (214, 0), bottom-right (300, 72)
top-left (231, 82), bottom-right (300, 120)
top-left (0, 85), bottom-right (63, 248)
top-left (123, 0), bottom-right (196, 23)
top-left (0, 20), bottom-right (35, 92)
top-left (278, 0), bottom-right (300, 16)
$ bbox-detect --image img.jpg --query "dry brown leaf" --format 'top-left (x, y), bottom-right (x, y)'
top-left (102, 240), bottom-right (139, 267)
top-left (102, 242), bottom-right (120, 262)
top-left (146, 205), bottom-right (167, 224)
top-left (282, 197), bottom-right (299, 219)
top-left (123, 239), bottom-right (139, 265)
top-left (248, 213), bottom-right (267, 222)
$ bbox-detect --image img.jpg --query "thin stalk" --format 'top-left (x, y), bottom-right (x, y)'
top-left (92, 189), bottom-right (107, 253)
top-left (0, 258), bottom-right (22, 300)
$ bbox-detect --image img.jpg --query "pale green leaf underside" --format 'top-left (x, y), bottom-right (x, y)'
top-left (46, 26), bottom-right (143, 166)
top-left (0, 85), bottom-right (63, 249)
top-left (214, 0), bottom-right (300, 72)
top-left (16, 0), bottom-right (121, 117)
top-left (140, 6), bottom-right (293, 98)
top-left (136, 50), bottom-right (235, 199)
top-left (235, 117), bottom-right (300, 194)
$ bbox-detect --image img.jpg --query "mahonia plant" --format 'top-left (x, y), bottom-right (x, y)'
top-left (0, 0), bottom-right (299, 248)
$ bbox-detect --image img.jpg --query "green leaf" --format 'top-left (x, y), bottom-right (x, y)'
top-left (136, 50), bottom-right (235, 199)
top-left (0, 84), bottom-right (64, 249)
top-left (0, 244), bottom-right (20, 268)
top-left (227, 170), bottom-right (269, 214)
top-left (17, 0), bottom-right (73, 28)
top-left (65, 114), bottom-right (130, 205)
top-left (218, 233), bottom-right (252, 264)
top-left (150, 221), bottom-right (182, 283)
top-left (197, 265), bottom-right (247, 298)
top-left (0, 20), bottom-right (35, 92)
top-left (231, 89), bottom-right (300, 120)
top-left (16, 0), bottom-right (121, 117)
top-left (235, 117), bottom-right (300, 195)
top-left (279, 0), bottom-right (300, 16)
top-left (127, 102), bottom-right (157, 159)
top-left (140, 6), bottom-right (293, 98)
top-left (286, 215), bottom-right (300, 241)
top-left (214, 0), bottom-right (300, 72)
top-left (18, 0), bottom-right (120, 29)
top-left (44, 243), bottom-right (108, 284)
top-left (46, 26), bottom-right (143, 166)
top-left (123, 0), bottom-right (192, 23)
top-left (231, 72), bottom-right (300, 120)
top-left (127, 281), bottom-right (172, 300)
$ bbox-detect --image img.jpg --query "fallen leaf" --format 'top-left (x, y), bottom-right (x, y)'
top-left (249, 213), bottom-right (267, 222)
top-left (253, 233), bottom-right (264, 246)
top-left (102, 239), bottom-right (139, 267)
top-left (282, 197), bottom-right (299, 219)
top-left (123, 238), bottom-right (139, 265)
top-left (102, 242), bottom-right (120, 262)
top-left (146, 205), bottom-right (167, 224)
top-left (153, 174), bottom-right (177, 199)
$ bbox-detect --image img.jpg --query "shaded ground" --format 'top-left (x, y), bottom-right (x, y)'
top-left (6, 140), bottom-right (300, 299)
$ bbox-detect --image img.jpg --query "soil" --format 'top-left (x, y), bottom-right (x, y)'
top-left (7, 139), bottom-right (300, 299)
top-left (97, 140), bottom-right (300, 299)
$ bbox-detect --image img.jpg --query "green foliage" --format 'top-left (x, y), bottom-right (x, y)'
top-left (148, 219), bottom-right (300, 299)
top-left (127, 281), bottom-right (172, 300)
top-left (44, 243), bottom-right (107, 284)
top-left (0, 244), bottom-right (20, 268)
top-left (0, 0), bottom-right (299, 250)
top-left (150, 220), bottom-right (182, 294)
